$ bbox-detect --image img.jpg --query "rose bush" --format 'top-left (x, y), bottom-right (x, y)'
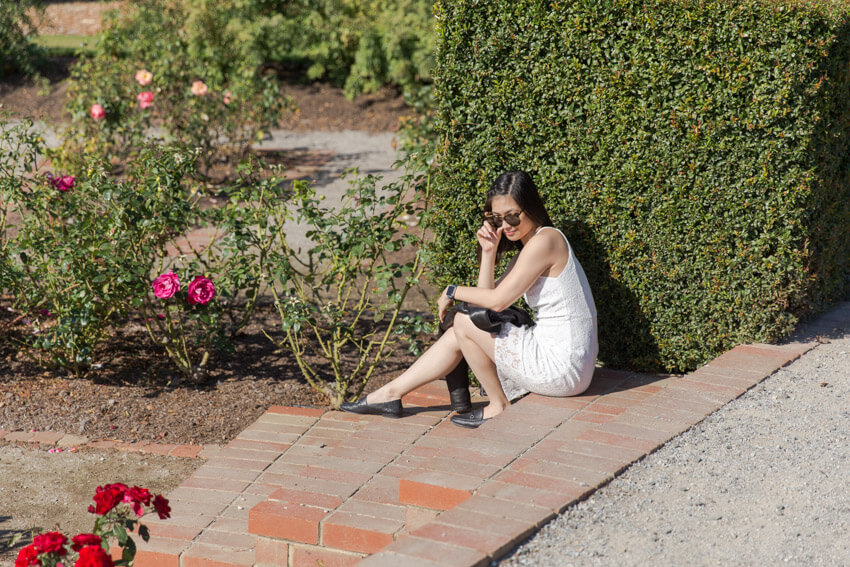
top-left (14, 483), bottom-right (170, 567)
top-left (265, 159), bottom-right (432, 407)
top-left (52, 0), bottom-right (289, 180)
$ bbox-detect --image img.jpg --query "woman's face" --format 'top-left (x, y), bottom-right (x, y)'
top-left (489, 195), bottom-right (538, 243)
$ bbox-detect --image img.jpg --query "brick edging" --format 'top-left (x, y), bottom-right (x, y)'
top-left (0, 429), bottom-right (210, 459)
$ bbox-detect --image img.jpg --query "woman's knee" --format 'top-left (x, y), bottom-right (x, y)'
top-left (451, 313), bottom-right (475, 340)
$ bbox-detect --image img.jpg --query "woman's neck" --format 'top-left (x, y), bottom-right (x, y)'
top-left (521, 224), bottom-right (543, 245)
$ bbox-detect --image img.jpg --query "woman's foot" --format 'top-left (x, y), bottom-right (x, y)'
top-left (450, 404), bottom-right (505, 428)
top-left (340, 395), bottom-right (403, 418)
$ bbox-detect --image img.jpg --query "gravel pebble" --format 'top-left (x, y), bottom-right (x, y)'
top-left (497, 315), bottom-right (850, 567)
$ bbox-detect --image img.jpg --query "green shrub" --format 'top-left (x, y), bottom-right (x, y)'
top-left (53, 0), bottom-right (289, 179)
top-left (266, 165), bottom-right (431, 408)
top-left (1, 119), bottom-right (279, 378)
top-left (430, 0), bottom-right (850, 372)
top-left (266, 0), bottom-right (436, 99)
top-left (0, 0), bottom-right (44, 79)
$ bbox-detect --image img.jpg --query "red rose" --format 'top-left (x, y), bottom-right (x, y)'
top-left (15, 544), bottom-right (40, 567)
top-left (71, 534), bottom-right (101, 552)
top-left (124, 486), bottom-right (152, 516)
top-left (74, 545), bottom-right (114, 567)
top-left (153, 494), bottom-right (171, 519)
top-left (186, 276), bottom-right (215, 305)
top-left (33, 531), bottom-right (67, 555)
top-left (87, 483), bottom-right (128, 515)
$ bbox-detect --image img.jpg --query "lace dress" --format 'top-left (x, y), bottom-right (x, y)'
top-left (493, 227), bottom-right (598, 400)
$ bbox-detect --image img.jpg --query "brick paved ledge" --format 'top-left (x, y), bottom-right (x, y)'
top-left (122, 300), bottom-right (848, 567)
top-left (0, 430), bottom-right (209, 459)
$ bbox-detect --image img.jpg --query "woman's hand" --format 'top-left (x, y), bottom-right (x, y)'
top-left (477, 222), bottom-right (502, 255)
top-left (438, 287), bottom-right (454, 323)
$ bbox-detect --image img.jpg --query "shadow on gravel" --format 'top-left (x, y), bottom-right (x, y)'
top-left (0, 516), bottom-right (28, 557)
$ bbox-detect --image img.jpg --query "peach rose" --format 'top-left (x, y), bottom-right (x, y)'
top-left (135, 69), bottom-right (153, 86)
top-left (191, 80), bottom-right (208, 96)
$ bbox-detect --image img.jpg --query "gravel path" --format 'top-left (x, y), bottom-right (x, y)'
top-left (498, 309), bottom-right (850, 567)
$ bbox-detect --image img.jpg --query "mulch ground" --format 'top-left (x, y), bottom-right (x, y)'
top-left (0, 2), bottom-right (427, 447)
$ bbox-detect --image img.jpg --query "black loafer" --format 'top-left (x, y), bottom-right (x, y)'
top-left (450, 407), bottom-right (489, 429)
top-left (340, 396), bottom-right (403, 418)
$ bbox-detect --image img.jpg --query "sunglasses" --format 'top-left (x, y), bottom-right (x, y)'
top-left (484, 210), bottom-right (523, 229)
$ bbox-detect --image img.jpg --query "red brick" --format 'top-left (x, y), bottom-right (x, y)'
top-left (181, 542), bottom-right (253, 567)
top-left (268, 405), bottom-right (326, 418)
top-left (321, 511), bottom-right (401, 553)
top-left (168, 487), bottom-right (242, 506)
top-left (249, 499), bottom-right (328, 544)
top-left (629, 403), bottom-right (704, 423)
top-left (403, 506), bottom-right (441, 534)
top-left (399, 471), bottom-right (480, 510)
top-left (352, 476), bottom-right (399, 503)
top-left (520, 394), bottom-right (590, 409)
top-left (192, 464), bottom-right (262, 483)
top-left (143, 522), bottom-right (203, 541)
top-left (358, 552), bottom-right (444, 567)
top-left (556, 438), bottom-right (645, 463)
top-left (572, 411), bottom-right (617, 424)
top-left (336, 499), bottom-right (405, 521)
top-left (476, 481), bottom-right (570, 512)
top-left (495, 470), bottom-right (587, 499)
top-left (253, 537), bottom-right (288, 565)
top-left (594, 421), bottom-right (676, 443)
top-left (196, 529), bottom-right (255, 548)
top-left (181, 476), bottom-right (251, 493)
top-left (513, 458), bottom-right (611, 487)
top-left (226, 438), bottom-right (292, 452)
top-left (131, 536), bottom-right (187, 567)
top-left (301, 465), bottom-right (372, 485)
top-left (256, 472), bottom-right (359, 499)
top-left (380, 535), bottom-right (489, 567)
top-left (168, 444), bottom-right (204, 458)
top-left (453, 495), bottom-right (552, 527)
top-left (584, 403), bottom-right (628, 416)
top-left (267, 487), bottom-right (343, 510)
top-left (32, 431), bottom-right (64, 444)
top-left (139, 443), bottom-right (179, 456)
top-left (217, 446), bottom-right (284, 462)
top-left (410, 521), bottom-right (525, 558)
top-left (5, 431), bottom-right (36, 443)
top-left (204, 457), bottom-right (270, 472)
top-left (576, 429), bottom-right (660, 452)
top-left (291, 546), bottom-right (362, 567)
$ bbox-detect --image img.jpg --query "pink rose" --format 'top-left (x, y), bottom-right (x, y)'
top-left (137, 91), bottom-right (154, 109)
top-left (152, 271), bottom-right (180, 299)
top-left (89, 104), bottom-right (106, 120)
top-left (191, 80), bottom-right (208, 96)
top-left (135, 69), bottom-right (153, 86)
top-left (223, 90), bottom-right (231, 105)
top-left (187, 276), bottom-right (215, 305)
top-left (52, 175), bottom-right (75, 192)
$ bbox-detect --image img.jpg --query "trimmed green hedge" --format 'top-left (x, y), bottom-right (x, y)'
top-left (430, 0), bottom-right (850, 371)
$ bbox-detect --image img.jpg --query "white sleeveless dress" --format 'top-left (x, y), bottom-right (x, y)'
top-left (493, 227), bottom-right (598, 401)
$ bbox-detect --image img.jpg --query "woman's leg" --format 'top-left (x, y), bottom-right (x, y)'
top-left (367, 328), bottom-right (464, 403)
top-left (451, 314), bottom-right (510, 419)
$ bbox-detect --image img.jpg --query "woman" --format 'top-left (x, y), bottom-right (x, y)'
top-left (341, 171), bottom-right (598, 428)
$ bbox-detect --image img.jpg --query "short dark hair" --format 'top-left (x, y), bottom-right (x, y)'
top-left (484, 171), bottom-right (553, 259)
